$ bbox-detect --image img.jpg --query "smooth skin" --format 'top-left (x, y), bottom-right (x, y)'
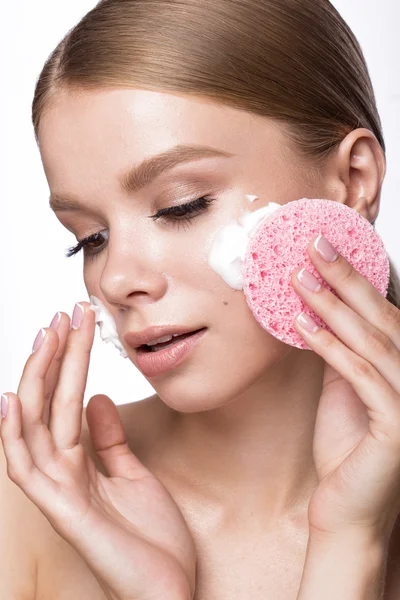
top-left (1, 305), bottom-right (196, 600)
top-left (2, 89), bottom-right (400, 598)
top-left (292, 238), bottom-right (400, 540)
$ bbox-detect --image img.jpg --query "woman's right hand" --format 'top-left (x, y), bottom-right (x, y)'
top-left (0, 303), bottom-right (196, 600)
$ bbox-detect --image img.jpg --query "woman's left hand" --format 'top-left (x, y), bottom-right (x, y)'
top-left (290, 233), bottom-right (400, 541)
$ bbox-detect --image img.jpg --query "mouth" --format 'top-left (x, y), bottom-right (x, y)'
top-left (138, 328), bottom-right (207, 353)
top-left (135, 327), bottom-right (208, 377)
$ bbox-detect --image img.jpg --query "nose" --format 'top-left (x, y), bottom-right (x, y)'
top-left (98, 237), bottom-right (168, 310)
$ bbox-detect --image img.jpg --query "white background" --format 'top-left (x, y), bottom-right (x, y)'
top-left (1, 1), bottom-right (399, 407)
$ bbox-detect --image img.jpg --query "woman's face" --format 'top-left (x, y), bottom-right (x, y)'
top-left (38, 88), bottom-right (328, 410)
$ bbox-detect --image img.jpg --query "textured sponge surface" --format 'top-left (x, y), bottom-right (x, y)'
top-left (242, 198), bottom-right (390, 350)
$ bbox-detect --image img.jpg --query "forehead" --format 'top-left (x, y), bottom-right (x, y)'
top-left (37, 88), bottom-right (293, 198)
top-left (39, 88), bottom-right (288, 156)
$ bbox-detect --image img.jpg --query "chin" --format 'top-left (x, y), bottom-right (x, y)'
top-left (146, 344), bottom-right (291, 414)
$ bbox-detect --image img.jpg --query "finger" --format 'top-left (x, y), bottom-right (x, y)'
top-left (291, 235), bottom-right (400, 395)
top-left (49, 302), bottom-right (96, 450)
top-left (1, 392), bottom-right (60, 508)
top-left (86, 394), bottom-right (150, 480)
top-left (16, 327), bottom-right (61, 469)
top-left (43, 312), bottom-right (72, 426)
top-left (306, 234), bottom-right (400, 347)
top-left (291, 294), bottom-right (400, 447)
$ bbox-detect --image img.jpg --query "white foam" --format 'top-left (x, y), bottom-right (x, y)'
top-left (87, 194), bottom-right (281, 356)
top-left (89, 295), bottom-right (128, 358)
top-left (207, 194), bottom-right (281, 289)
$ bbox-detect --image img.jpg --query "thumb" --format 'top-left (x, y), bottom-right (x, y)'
top-left (85, 394), bottom-right (149, 480)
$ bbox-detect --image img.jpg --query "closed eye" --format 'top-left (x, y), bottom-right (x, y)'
top-left (64, 195), bottom-right (216, 259)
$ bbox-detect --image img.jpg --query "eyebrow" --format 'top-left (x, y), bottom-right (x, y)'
top-left (49, 144), bottom-right (235, 212)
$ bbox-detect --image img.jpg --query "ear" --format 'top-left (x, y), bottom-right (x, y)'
top-left (324, 128), bottom-right (386, 224)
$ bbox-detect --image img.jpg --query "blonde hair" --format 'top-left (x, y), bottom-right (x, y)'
top-left (32, 0), bottom-right (400, 308)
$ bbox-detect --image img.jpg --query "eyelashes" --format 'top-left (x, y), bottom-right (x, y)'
top-left (64, 196), bottom-right (216, 259)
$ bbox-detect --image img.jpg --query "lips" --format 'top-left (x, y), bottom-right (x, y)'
top-left (124, 325), bottom-right (207, 350)
top-left (139, 330), bottom-right (203, 352)
top-left (135, 327), bottom-right (208, 376)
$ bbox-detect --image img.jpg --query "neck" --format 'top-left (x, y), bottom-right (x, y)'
top-left (153, 349), bottom-right (324, 525)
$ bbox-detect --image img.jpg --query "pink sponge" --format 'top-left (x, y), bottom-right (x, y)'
top-left (242, 198), bottom-right (390, 350)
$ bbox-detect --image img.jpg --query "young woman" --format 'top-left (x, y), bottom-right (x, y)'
top-left (1, 0), bottom-right (400, 598)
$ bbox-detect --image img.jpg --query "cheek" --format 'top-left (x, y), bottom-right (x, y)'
top-left (207, 275), bottom-right (286, 356)
top-left (83, 268), bottom-right (106, 306)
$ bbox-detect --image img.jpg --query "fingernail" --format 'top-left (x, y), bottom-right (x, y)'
top-left (297, 268), bottom-right (322, 292)
top-left (50, 312), bottom-right (61, 331)
top-left (296, 312), bottom-right (320, 333)
top-left (314, 234), bottom-right (339, 263)
top-left (32, 328), bottom-right (47, 353)
top-left (71, 303), bottom-right (84, 330)
top-left (1, 394), bottom-right (8, 419)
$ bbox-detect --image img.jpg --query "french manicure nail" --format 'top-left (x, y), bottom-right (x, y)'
top-left (297, 268), bottom-right (322, 292)
top-left (296, 312), bottom-right (319, 333)
top-left (50, 312), bottom-right (61, 331)
top-left (1, 394), bottom-right (8, 419)
top-left (314, 234), bottom-right (339, 263)
top-left (71, 303), bottom-right (84, 330)
top-left (32, 328), bottom-right (47, 353)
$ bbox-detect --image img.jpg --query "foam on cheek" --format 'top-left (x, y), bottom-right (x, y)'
top-left (88, 295), bottom-right (128, 358)
top-left (207, 193), bottom-right (281, 289)
top-left (88, 193), bottom-right (278, 356)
